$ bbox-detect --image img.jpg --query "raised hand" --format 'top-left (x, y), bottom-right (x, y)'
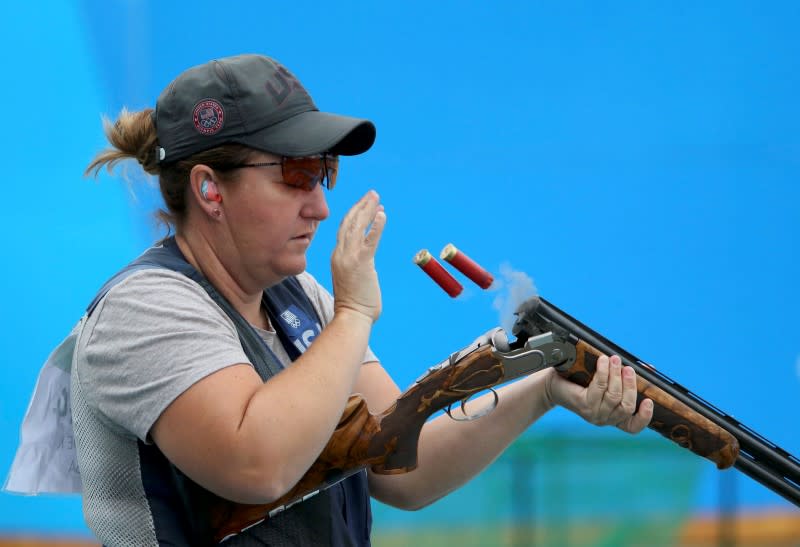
top-left (330, 190), bottom-right (387, 323)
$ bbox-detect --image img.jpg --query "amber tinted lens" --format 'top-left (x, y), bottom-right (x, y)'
top-left (281, 157), bottom-right (321, 191)
top-left (282, 155), bottom-right (339, 191)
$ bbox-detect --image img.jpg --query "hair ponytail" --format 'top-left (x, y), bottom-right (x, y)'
top-left (85, 108), bottom-right (159, 177)
top-left (84, 107), bottom-right (256, 231)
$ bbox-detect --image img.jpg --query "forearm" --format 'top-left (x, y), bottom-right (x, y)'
top-left (155, 308), bottom-right (375, 504)
top-left (369, 368), bottom-right (556, 510)
top-left (236, 309), bottom-right (373, 496)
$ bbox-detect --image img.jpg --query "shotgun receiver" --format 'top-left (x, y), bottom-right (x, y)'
top-left (210, 296), bottom-right (800, 542)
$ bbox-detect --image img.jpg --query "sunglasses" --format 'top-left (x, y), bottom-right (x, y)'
top-left (230, 154), bottom-right (339, 191)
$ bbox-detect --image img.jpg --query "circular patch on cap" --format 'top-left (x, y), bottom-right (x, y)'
top-left (193, 99), bottom-right (224, 135)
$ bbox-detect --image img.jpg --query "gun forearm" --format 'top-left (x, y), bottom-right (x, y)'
top-left (513, 297), bottom-right (739, 469)
top-left (562, 339), bottom-right (738, 468)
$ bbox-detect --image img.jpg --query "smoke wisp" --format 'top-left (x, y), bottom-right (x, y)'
top-left (491, 262), bottom-right (538, 333)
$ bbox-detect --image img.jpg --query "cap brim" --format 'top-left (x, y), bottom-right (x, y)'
top-left (237, 110), bottom-right (376, 157)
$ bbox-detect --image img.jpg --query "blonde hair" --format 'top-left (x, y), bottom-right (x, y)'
top-left (86, 108), bottom-right (256, 230)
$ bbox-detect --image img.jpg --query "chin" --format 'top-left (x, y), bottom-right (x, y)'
top-left (270, 257), bottom-right (308, 282)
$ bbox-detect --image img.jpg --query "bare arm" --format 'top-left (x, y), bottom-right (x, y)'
top-left (356, 356), bottom-right (653, 510)
top-left (150, 191), bottom-right (386, 505)
top-left (150, 309), bottom-right (372, 504)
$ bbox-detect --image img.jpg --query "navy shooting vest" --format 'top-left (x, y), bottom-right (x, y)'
top-left (87, 237), bottom-right (372, 546)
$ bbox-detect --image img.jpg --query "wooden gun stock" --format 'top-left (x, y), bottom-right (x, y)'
top-left (210, 343), bottom-right (503, 542)
top-left (561, 339), bottom-right (738, 469)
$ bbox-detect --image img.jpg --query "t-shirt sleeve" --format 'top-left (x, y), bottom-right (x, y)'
top-left (295, 271), bottom-right (379, 364)
top-left (74, 269), bottom-right (251, 442)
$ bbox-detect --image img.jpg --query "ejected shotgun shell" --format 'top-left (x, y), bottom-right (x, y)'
top-left (413, 249), bottom-right (463, 298)
top-left (440, 243), bottom-right (494, 289)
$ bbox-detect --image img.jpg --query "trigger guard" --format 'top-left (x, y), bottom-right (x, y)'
top-left (445, 388), bottom-right (499, 422)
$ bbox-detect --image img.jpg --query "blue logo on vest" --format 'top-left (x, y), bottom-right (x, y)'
top-left (279, 304), bottom-right (321, 353)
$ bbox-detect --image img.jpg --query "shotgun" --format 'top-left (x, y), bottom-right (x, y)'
top-left (210, 296), bottom-right (800, 542)
top-left (513, 296), bottom-right (800, 507)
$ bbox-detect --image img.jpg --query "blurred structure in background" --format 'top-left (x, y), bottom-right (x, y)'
top-left (2, 434), bottom-right (798, 546)
top-left (371, 433), bottom-right (800, 547)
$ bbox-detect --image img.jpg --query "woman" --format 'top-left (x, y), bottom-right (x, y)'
top-left (74, 54), bottom-right (653, 546)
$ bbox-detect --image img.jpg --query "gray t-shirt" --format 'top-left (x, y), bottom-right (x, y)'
top-left (74, 269), bottom-right (377, 443)
top-left (71, 268), bottom-right (377, 545)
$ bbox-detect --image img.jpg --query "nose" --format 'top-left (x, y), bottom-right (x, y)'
top-left (301, 183), bottom-right (330, 221)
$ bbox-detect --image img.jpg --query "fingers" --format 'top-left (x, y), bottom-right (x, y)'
top-left (603, 360), bottom-right (636, 425)
top-left (330, 191), bottom-right (386, 323)
top-left (619, 366), bottom-right (639, 417)
top-left (585, 353), bottom-right (609, 412)
top-left (364, 205), bottom-right (386, 250)
top-left (601, 358), bottom-right (654, 433)
top-left (586, 355), bottom-right (626, 424)
top-left (584, 355), bottom-right (650, 430)
top-left (620, 398), bottom-right (654, 434)
top-left (337, 191), bottom-right (384, 251)
top-left (552, 352), bottom-right (654, 434)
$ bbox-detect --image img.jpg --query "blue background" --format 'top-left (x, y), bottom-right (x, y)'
top-left (1, 0), bottom-right (797, 537)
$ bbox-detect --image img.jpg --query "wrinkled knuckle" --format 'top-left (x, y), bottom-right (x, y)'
top-left (620, 400), bottom-right (636, 415)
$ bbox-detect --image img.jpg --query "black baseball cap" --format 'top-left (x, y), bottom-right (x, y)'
top-left (153, 54), bottom-right (376, 163)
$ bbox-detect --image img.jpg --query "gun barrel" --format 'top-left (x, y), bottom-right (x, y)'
top-left (534, 296), bottom-right (800, 507)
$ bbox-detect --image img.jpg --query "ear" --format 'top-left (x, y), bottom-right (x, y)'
top-left (189, 165), bottom-right (224, 217)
